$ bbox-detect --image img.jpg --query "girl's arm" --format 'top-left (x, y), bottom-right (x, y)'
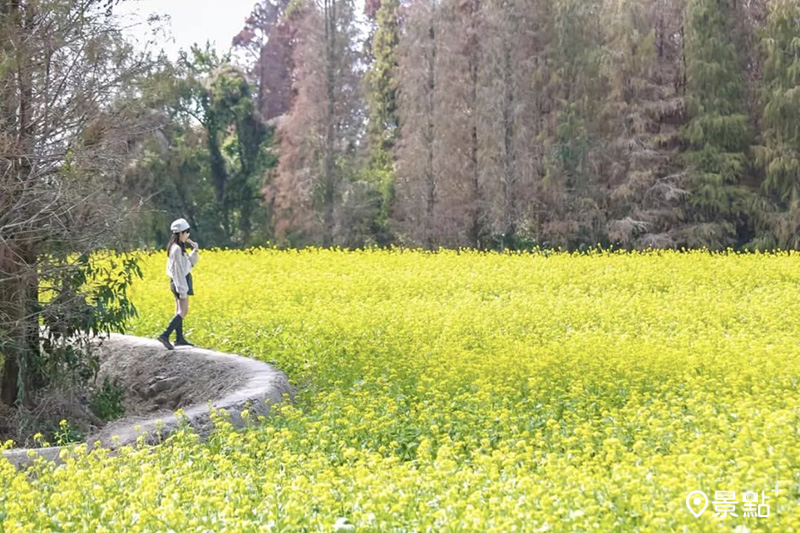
top-left (186, 238), bottom-right (199, 267)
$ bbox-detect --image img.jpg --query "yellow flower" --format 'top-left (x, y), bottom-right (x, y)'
top-left (2, 249), bottom-right (798, 532)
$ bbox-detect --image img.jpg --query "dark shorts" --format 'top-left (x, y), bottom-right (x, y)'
top-left (170, 272), bottom-right (194, 298)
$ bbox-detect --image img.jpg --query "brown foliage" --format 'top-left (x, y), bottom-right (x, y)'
top-left (234, 0), bottom-right (296, 121)
top-left (265, 0), bottom-right (363, 246)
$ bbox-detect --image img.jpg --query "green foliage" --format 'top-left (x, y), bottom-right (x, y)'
top-left (90, 376), bottom-right (125, 422)
top-left (550, 103), bottom-right (590, 191)
top-left (365, 0), bottom-right (400, 157)
top-left (34, 253), bottom-right (142, 390)
top-left (551, 0), bottom-right (604, 95)
top-left (124, 44), bottom-right (276, 249)
top-left (543, 0), bottom-right (606, 236)
top-left (362, 0), bottom-right (400, 245)
top-left (752, 0), bottom-right (800, 249)
top-left (342, 165), bottom-right (395, 247)
top-left (53, 419), bottom-right (83, 447)
top-left (680, 0), bottom-right (753, 248)
top-left (178, 47), bottom-right (275, 247)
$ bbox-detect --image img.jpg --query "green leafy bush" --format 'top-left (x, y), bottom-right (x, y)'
top-left (90, 376), bottom-right (125, 422)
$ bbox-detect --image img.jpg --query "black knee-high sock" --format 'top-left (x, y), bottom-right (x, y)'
top-left (161, 314), bottom-right (181, 339)
top-left (175, 315), bottom-right (185, 342)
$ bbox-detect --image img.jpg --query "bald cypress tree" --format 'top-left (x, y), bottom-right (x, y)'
top-left (268, 0), bottom-right (362, 246)
top-left (394, 0), bottom-right (442, 248)
top-left (680, 0), bottom-right (753, 249)
top-left (602, 0), bottom-right (688, 249)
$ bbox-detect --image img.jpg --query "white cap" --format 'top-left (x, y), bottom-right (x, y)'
top-left (170, 218), bottom-right (190, 233)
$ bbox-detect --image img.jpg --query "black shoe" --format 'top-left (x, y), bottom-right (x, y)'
top-left (175, 339), bottom-right (194, 347)
top-left (158, 315), bottom-right (181, 349)
top-left (157, 335), bottom-right (174, 350)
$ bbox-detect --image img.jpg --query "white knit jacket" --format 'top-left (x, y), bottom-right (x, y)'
top-left (166, 243), bottom-right (199, 298)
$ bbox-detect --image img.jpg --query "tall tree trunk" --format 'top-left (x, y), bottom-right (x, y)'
top-left (1, 0), bottom-right (37, 408)
top-left (0, 0), bottom-right (20, 130)
top-left (323, 0), bottom-right (337, 248)
top-left (204, 105), bottom-right (231, 239)
top-left (258, 45), bottom-right (268, 116)
top-left (424, 4), bottom-right (437, 250)
top-left (501, 34), bottom-right (516, 239)
top-left (0, 246), bottom-right (23, 407)
top-left (467, 0), bottom-right (484, 248)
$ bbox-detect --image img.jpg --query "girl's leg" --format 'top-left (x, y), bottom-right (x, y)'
top-left (178, 297), bottom-right (188, 317)
top-left (175, 297), bottom-right (192, 345)
top-left (158, 295), bottom-right (183, 349)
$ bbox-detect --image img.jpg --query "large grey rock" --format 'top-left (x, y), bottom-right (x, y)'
top-left (2, 333), bottom-right (294, 469)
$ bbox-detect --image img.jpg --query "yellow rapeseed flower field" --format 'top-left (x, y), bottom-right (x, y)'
top-left (2, 248), bottom-right (799, 531)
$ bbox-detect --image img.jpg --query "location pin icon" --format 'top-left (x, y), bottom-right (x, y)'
top-left (686, 490), bottom-right (709, 518)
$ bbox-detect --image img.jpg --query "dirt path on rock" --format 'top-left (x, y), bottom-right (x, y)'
top-left (2, 334), bottom-right (293, 467)
top-left (96, 336), bottom-right (249, 418)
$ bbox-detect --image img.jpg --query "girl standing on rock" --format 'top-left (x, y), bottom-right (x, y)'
top-left (157, 218), bottom-right (199, 350)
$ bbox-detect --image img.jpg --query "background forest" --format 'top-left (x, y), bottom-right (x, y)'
top-left (5, 0), bottom-right (800, 255)
top-left (117, 0), bottom-right (799, 252)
